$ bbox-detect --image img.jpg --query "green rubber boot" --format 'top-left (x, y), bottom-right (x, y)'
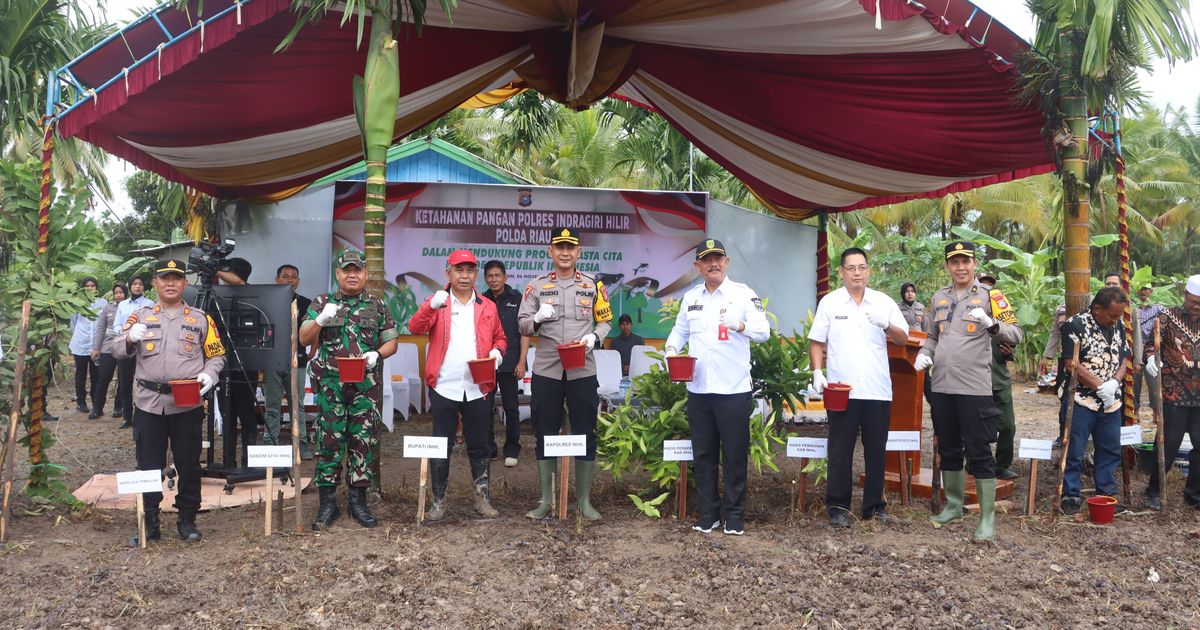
top-left (575, 459), bottom-right (602, 521)
top-left (973, 478), bottom-right (996, 542)
top-left (931, 470), bottom-right (965, 527)
top-left (526, 460), bottom-right (555, 519)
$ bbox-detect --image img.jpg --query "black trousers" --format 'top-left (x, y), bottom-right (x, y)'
top-left (92, 353), bottom-right (118, 413)
top-left (431, 388), bottom-right (492, 460)
top-left (133, 406), bottom-right (203, 512)
top-left (826, 399), bottom-right (891, 517)
top-left (219, 381), bottom-right (259, 468)
top-left (117, 358), bottom-right (136, 421)
top-left (1148, 404), bottom-right (1200, 505)
top-left (929, 392), bottom-right (999, 480)
top-left (532, 373), bottom-right (599, 461)
top-left (688, 392), bottom-right (752, 524)
top-left (73, 354), bottom-right (97, 407)
top-left (487, 371), bottom-right (521, 458)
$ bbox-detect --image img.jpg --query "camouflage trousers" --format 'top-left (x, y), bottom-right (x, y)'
top-left (314, 373), bottom-right (380, 488)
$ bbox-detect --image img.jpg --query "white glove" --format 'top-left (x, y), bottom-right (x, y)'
top-left (1096, 379), bottom-right (1120, 407)
top-left (196, 373), bottom-right (215, 395)
top-left (865, 310), bottom-right (890, 330)
top-left (127, 323), bottom-right (148, 342)
top-left (533, 302), bottom-right (556, 324)
top-left (430, 290), bottom-right (449, 309)
top-left (664, 346), bottom-right (678, 356)
top-left (580, 334), bottom-right (597, 351)
top-left (968, 307), bottom-right (994, 329)
top-left (363, 351), bottom-right (380, 369)
top-left (489, 348), bottom-right (503, 364)
top-left (1144, 355), bottom-right (1160, 378)
top-left (914, 354), bottom-right (933, 371)
top-left (811, 368), bottom-right (828, 393)
top-left (314, 302), bottom-right (341, 327)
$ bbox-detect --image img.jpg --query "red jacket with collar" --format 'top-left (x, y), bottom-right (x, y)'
top-left (408, 290), bottom-right (507, 392)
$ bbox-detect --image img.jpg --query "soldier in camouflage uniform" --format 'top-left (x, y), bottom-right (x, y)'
top-left (300, 249), bottom-right (399, 530)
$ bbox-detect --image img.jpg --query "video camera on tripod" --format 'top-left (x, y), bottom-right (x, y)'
top-left (188, 238), bottom-right (237, 280)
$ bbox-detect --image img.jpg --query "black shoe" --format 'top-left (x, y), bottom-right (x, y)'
top-left (87, 410), bottom-right (101, 419)
top-left (76, 404), bottom-right (90, 413)
top-left (723, 518), bottom-right (745, 536)
top-left (119, 420), bottom-right (132, 429)
top-left (829, 511), bottom-right (851, 529)
top-left (126, 510), bottom-right (162, 547)
top-left (1145, 494), bottom-right (1162, 511)
top-left (111, 409), bottom-right (123, 418)
top-left (311, 486), bottom-right (341, 530)
top-left (176, 510), bottom-right (201, 542)
top-left (865, 509), bottom-right (898, 525)
top-left (691, 518), bottom-right (720, 533)
top-left (996, 467), bottom-right (1019, 480)
top-left (42, 413), bottom-right (58, 422)
top-left (1060, 496), bottom-right (1082, 516)
top-left (346, 486), bottom-right (378, 528)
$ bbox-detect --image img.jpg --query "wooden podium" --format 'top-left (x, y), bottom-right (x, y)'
top-left (867, 330), bottom-right (1014, 502)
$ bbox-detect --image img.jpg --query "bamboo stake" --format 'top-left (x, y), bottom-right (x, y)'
top-left (1152, 320), bottom-right (1167, 514)
top-left (557, 457), bottom-right (570, 520)
top-left (899, 454), bottom-right (911, 506)
top-left (136, 494), bottom-right (147, 549)
top-left (277, 489), bottom-right (285, 529)
top-left (1051, 344), bottom-right (1081, 524)
top-left (290, 300), bottom-right (304, 533)
top-left (264, 467), bottom-right (274, 536)
top-left (1026, 460), bottom-right (1039, 516)
top-left (416, 458), bottom-right (428, 523)
top-left (0, 301), bottom-right (32, 543)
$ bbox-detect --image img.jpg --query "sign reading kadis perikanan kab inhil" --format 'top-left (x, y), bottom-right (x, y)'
top-left (332, 182), bottom-right (708, 338)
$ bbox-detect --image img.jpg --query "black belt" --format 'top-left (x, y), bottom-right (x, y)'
top-left (137, 379), bottom-right (173, 394)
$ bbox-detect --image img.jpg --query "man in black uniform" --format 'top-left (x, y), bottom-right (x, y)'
top-left (483, 260), bottom-right (527, 468)
top-left (113, 260), bottom-right (226, 543)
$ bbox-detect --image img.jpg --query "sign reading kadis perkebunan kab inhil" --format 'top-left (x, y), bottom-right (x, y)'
top-left (333, 182), bottom-right (707, 339)
top-left (663, 440), bottom-right (693, 461)
top-left (787, 437), bottom-right (828, 459)
top-left (544, 435), bottom-right (587, 457)
top-left (247, 445), bottom-right (293, 468)
top-left (404, 436), bottom-right (449, 459)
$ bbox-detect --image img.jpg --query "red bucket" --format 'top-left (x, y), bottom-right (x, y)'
top-left (557, 343), bottom-right (587, 370)
top-left (169, 379), bottom-right (201, 407)
top-left (823, 382), bottom-right (852, 412)
top-left (1086, 495), bottom-right (1118, 525)
top-left (665, 355), bottom-right (697, 382)
top-left (468, 357), bottom-right (496, 386)
top-left (337, 356), bottom-right (367, 383)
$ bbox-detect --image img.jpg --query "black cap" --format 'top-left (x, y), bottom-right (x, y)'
top-left (154, 259), bottom-right (187, 277)
top-left (696, 238), bottom-right (726, 259)
top-left (551, 227), bottom-right (580, 245)
top-left (945, 241), bottom-right (976, 260)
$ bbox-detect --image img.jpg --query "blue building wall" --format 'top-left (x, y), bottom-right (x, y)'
top-left (340, 151), bottom-right (509, 184)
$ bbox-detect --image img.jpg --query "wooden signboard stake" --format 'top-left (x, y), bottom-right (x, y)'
top-left (1026, 460), bottom-right (1039, 516)
top-left (0, 301), bottom-right (32, 543)
top-left (557, 456), bottom-right (570, 520)
top-left (417, 458), bottom-right (429, 523)
top-left (264, 467), bottom-right (274, 535)
top-left (1051, 345), bottom-right (1080, 524)
top-left (136, 494), bottom-right (147, 549)
top-left (289, 300), bottom-right (304, 534)
top-left (899, 455), bottom-right (911, 506)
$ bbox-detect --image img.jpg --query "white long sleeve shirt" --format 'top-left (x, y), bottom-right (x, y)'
top-left (665, 277), bottom-right (771, 395)
top-left (69, 297), bottom-right (107, 355)
top-left (113, 295), bottom-right (153, 336)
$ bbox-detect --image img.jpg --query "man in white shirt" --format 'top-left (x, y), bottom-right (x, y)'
top-left (666, 239), bottom-right (770, 536)
top-left (407, 250), bottom-right (506, 520)
top-left (809, 248), bottom-right (909, 528)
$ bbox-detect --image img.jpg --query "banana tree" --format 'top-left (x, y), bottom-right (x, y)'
top-left (278, 0), bottom-right (456, 293)
top-left (1025, 0), bottom-right (1196, 315)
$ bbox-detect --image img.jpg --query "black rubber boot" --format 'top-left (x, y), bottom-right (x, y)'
top-left (176, 509), bottom-right (202, 542)
top-left (347, 486), bottom-right (378, 528)
top-left (426, 459), bottom-right (450, 522)
top-left (126, 508), bottom-right (161, 547)
top-left (311, 485), bottom-right (341, 531)
top-left (470, 457), bottom-right (499, 518)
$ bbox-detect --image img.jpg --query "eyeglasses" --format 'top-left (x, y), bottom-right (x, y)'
top-left (841, 265), bottom-right (868, 273)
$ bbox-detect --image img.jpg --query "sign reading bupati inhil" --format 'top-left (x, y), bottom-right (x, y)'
top-left (332, 182), bottom-right (707, 338)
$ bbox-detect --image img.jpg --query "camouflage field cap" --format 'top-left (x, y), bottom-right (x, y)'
top-left (337, 248), bottom-right (367, 268)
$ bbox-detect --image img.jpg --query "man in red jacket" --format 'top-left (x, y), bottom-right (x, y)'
top-left (408, 250), bottom-right (507, 520)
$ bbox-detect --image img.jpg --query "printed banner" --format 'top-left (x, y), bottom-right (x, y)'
top-left (332, 182), bottom-right (707, 338)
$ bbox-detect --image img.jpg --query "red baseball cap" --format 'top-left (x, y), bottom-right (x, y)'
top-left (447, 249), bottom-right (478, 266)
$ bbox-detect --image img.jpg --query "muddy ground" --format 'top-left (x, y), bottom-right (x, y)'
top-left (2, 380), bottom-right (1198, 629)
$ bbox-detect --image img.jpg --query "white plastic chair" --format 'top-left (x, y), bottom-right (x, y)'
top-left (594, 349), bottom-right (622, 397)
top-left (386, 343), bottom-right (422, 418)
top-left (628, 344), bottom-right (658, 378)
top-left (380, 359), bottom-right (395, 431)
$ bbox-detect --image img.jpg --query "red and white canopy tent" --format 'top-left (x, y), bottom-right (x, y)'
top-left (46, 0), bottom-right (1053, 284)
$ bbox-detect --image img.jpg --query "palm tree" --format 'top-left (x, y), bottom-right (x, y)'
top-left (278, 0), bottom-right (455, 293)
top-left (1025, 0), bottom-right (1196, 313)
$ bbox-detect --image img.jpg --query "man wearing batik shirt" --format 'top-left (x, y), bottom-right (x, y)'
top-left (1058, 287), bottom-right (1131, 516)
top-left (1142, 275), bottom-right (1200, 510)
top-left (1134, 286), bottom-right (1165, 414)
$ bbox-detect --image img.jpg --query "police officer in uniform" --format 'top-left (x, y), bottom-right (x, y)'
top-left (300, 249), bottom-right (399, 530)
top-left (914, 241), bottom-right (1021, 542)
top-left (113, 259), bottom-right (226, 544)
top-left (518, 227), bottom-right (612, 520)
